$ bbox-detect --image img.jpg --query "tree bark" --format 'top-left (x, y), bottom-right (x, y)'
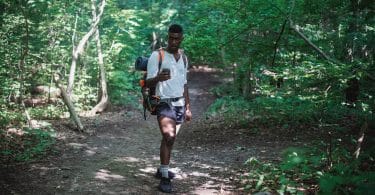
top-left (54, 74), bottom-right (84, 131)
top-left (242, 70), bottom-right (251, 98)
top-left (271, 19), bottom-right (287, 67)
top-left (66, 0), bottom-right (106, 97)
top-left (151, 31), bottom-right (158, 50)
top-left (18, 3), bottom-right (36, 128)
top-left (354, 121), bottom-right (367, 159)
top-left (88, 0), bottom-right (109, 116)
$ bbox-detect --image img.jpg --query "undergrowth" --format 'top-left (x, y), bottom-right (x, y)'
top-left (243, 141), bottom-right (374, 194)
top-left (208, 80), bottom-right (374, 194)
top-left (0, 127), bottom-right (56, 165)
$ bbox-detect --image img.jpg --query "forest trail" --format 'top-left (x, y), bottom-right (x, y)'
top-left (1, 67), bottom-right (300, 195)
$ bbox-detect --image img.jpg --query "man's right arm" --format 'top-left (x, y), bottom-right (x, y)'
top-left (145, 76), bottom-right (160, 87)
top-left (145, 51), bottom-right (159, 87)
top-left (147, 71), bottom-right (171, 87)
top-left (145, 51), bottom-right (170, 87)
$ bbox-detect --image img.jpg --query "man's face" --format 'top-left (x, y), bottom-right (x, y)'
top-left (167, 32), bottom-right (183, 52)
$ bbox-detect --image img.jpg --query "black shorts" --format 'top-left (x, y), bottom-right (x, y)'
top-left (156, 103), bottom-right (185, 125)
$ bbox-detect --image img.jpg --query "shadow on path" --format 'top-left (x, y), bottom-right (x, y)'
top-left (1, 67), bottom-right (299, 195)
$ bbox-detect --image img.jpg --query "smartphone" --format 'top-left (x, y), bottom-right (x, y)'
top-left (161, 68), bottom-right (170, 75)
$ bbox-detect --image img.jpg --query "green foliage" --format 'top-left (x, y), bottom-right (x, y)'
top-left (29, 105), bottom-right (64, 120)
top-left (0, 1), bottom-right (196, 167)
top-left (0, 106), bottom-right (25, 129)
top-left (0, 0), bottom-right (189, 127)
top-left (319, 169), bottom-right (375, 194)
top-left (191, 0), bottom-right (374, 110)
top-left (0, 4), bottom-right (374, 194)
top-left (108, 70), bottom-right (139, 106)
top-left (243, 143), bottom-right (375, 194)
top-left (0, 128), bottom-right (55, 163)
top-left (208, 88), bottom-right (369, 130)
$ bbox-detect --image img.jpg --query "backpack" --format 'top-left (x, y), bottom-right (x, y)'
top-left (135, 48), bottom-right (187, 120)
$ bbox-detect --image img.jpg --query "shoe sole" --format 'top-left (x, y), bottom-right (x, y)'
top-left (155, 170), bottom-right (175, 179)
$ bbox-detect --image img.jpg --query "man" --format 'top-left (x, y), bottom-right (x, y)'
top-left (145, 24), bottom-right (192, 193)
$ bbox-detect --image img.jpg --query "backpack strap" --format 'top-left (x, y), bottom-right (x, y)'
top-left (143, 49), bottom-right (164, 120)
top-left (182, 54), bottom-right (187, 68)
top-left (179, 49), bottom-right (187, 68)
top-left (158, 48), bottom-right (165, 70)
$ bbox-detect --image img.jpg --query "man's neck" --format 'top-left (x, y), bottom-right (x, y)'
top-left (166, 47), bottom-right (179, 54)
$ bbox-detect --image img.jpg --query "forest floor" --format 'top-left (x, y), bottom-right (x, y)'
top-left (1, 67), bottom-right (316, 195)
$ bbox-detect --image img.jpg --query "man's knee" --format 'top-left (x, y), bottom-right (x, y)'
top-left (163, 132), bottom-right (176, 146)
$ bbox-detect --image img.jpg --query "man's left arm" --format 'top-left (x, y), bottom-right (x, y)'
top-left (184, 84), bottom-right (192, 121)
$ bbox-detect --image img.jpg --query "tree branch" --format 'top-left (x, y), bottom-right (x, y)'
top-left (289, 19), bottom-right (334, 63)
top-left (67, 0), bottom-right (106, 97)
top-left (54, 74), bottom-right (84, 131)
top-left (354, 121), bottom-right (368, 159)
top-left (219, 17), bottom-right (271, 47)
top-left (267, 0), bottom-right (339, 64)
top-left (88, 0), bottom-right (109, 116)
top-left (271, 19), bottom-right (287, 66)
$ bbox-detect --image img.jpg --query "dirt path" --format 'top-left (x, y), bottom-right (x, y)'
top-left (1, 67), bottom-right (302, 195)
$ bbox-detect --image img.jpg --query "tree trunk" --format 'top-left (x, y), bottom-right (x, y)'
top-left (271, 19), bottom-right (287, 67)
top-left (348, 0), bottom-right (360, 62)
top-left (88, 0), bottom-right (109, 116)
top-left (67, 10), bottom-right (79, 98)
top-left (151, 31), bottom-right (158, 50)
top-left (18, 3), bottom-right (35, 128)
top-left (354, 121), bottom-right (367, 159)
top-left (220, 46), bottom-right (227, 66)
top-left (66, 0), bottom-right (106, 97)
top-left (54, 74), bottom-right (84, 131)
top-left (242, 70), bottom-right (251, 98)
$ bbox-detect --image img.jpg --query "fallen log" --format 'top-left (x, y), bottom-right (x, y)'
top-left (31, 85), bottom-right (61, 98)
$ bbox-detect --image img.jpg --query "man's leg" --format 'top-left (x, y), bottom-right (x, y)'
top-left (158, 116), bottom-right (176, 165)
top-left (157, 116), bottom-right (176, 193)
top-left (156, 122), bottom-right (182, 178)
top-left (156, 104), bottom-right (185, 192)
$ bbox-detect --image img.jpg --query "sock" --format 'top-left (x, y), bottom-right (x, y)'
top-left (160, 164), bottom-right (169, 178)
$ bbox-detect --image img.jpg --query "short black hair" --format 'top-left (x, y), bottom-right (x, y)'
top-left (168, 24), bottom-right (183, 34)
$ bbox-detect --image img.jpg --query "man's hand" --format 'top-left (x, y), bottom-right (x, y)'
top-left (147, 70), bottom-right (171, 87)
top-left (185, 109), bottom-right (192, 122)
top-left (157, 69), bottom-right (171, 82)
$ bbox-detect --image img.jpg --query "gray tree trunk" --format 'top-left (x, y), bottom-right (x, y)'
top-left (67, 0), bottom-right (106, 97)
top-left (54, 74), bottom-right (84, 131)
top-left (88, 0), bottom-right (109, 116)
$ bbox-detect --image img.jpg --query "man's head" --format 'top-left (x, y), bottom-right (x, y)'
top-left (167, 24), bottom-right (183, 53)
